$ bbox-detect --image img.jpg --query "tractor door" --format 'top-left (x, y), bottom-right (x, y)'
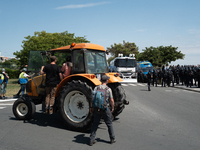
top-left (27, 51), bottom-right (48, 95)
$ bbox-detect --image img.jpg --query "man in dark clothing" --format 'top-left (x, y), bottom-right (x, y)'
top-left (152, 69), bottom-right (158, 87)
top-left (89, 75), bottom-right (116, 146)
top-left (40, 56), bottom-right (63, 114)
top-left (147, 70), bottom-right (152, 91)
top-left (197, 67), bottom-right (200, 88)
top-left (161, 70), bottom-right (167, 87)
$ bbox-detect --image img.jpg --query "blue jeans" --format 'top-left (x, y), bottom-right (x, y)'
top-left (1, 83), bottom-right (7, 94)
top-left (21, 84), bottom-right (26, 97)
top-left (90, 108), bottom-right (115, 142)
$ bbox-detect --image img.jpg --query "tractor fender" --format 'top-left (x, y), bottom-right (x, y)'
top-left (55, 73), bottom-right (123, 97)
top-left (55, 74), bottom-right (101, 97)
top-left (105, 73), bottom-right (123, 83)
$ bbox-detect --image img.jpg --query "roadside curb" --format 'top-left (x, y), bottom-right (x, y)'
top-left (172, 85), bottom-right (200, 93)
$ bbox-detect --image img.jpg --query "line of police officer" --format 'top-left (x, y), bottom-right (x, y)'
top-left (138, 64), bottom-right (200, 89)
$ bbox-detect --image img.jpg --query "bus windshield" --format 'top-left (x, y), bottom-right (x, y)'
top-left (115, 59), bottom-right (136, 67)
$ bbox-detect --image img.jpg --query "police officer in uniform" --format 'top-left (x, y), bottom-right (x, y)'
top-left (161, 70), bottom-right (167, 87)
top-left (147, 70), bottom-right (152, 91)
top-left (197, 66), bottom-right (200, 88)
top-left (152, 69), bottom-right (158, 87)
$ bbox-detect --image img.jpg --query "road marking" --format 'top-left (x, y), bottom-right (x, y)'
top-left (0, 107), bottom-right (6, 109)
top-left (129, 84), bottom-right (136, 86)
top-left (122, 84), bottom-right (128, 86)
top-left (0, 104), bottom-right (13, 106)
top-left (165, 90), bottom-right (172, 92)
top-left (0, 99), bottom-right (17, 103)
top-left (137, 83), bottom-right (145, 86)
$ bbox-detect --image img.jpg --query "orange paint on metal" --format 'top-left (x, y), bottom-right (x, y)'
top-left (51, 43), bottom-right (105, 51)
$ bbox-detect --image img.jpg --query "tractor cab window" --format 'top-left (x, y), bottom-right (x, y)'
top-left (85, 50), bottom-right (108, 74)
top-left (53, 52), bottom-right (71, 67)
top-left (28, 50), bottom-right (48, 72)
top-left (73, 50), bottom-right (85, 73)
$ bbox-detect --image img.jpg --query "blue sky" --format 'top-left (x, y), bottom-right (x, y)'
top-left (0, 0), bottom-right (200, 65)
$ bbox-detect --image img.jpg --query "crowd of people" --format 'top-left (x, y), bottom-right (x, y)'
top-left (138, 64), bottom-right (200, 89)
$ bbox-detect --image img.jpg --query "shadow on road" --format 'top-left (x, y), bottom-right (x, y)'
top-left (73, 134), bottom-right (110, 145)
top-left (9, 112), bottom-right (67, 130)
top-left (9, 111), bottom-right (120, 134)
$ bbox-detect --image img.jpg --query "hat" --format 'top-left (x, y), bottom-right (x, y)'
top-left (22, 68), bottom-right (27, 71)
top-left (2, 68), bottom-right (5, 72)
top-left (101, 75), bottom-right (110, 81)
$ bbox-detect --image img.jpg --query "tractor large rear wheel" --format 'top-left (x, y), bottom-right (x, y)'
top-left (108, 82), bottom-right (126, 117)
top-left (58, 80), bottom-right (93, 131)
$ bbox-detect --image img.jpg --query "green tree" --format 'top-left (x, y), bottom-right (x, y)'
top-left (136, 45), bottom-right (185, 67)
top-left (0, 58), bottom-right (19, 69)
top-left (107, 56), bottom-right (115, 66)
top-left (13, 31), bottom-right (90, 67)
top-left (107, 41), bottom-right (139, 57)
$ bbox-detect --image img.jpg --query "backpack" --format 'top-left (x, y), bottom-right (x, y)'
top-left (92, 86), bottom-right (109, 110)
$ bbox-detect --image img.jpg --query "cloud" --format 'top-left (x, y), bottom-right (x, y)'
top-left (55, 2), bottom-right (110, 10)
top-left (137, 29), bottom-right (146, 32)
top-left (187, 29), bottom-right (200, 34)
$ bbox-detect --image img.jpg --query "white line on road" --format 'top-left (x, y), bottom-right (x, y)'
top-left (129, 84), bottom-right (136, 86)
top-left (137, 83), bottom-right (145, 86)
top-left (165, 90), bottom-right (172, 92)
top-left (122, 84), bottom-right (128, 86)
top-left (0, 107), bottom-right (6, 109)
top-left (0, 99), bottom-right (17, 103)
top-left (0, 103), bottom-right (13, 106)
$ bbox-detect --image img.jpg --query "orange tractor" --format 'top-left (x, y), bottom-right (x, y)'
top-left (12, 43), bottom-right (129, 131)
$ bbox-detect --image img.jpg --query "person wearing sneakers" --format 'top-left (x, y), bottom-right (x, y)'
top-left (40, 56), bottom-right (63, 114)
top-left (89, 75), bottom-right (116, 146)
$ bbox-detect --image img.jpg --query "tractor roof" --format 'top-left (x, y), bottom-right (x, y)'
top-left (51, 43), bottom-right (106, 51)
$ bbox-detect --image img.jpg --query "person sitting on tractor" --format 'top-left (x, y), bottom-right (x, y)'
top-left (61, 56), bottom-right (72, 79)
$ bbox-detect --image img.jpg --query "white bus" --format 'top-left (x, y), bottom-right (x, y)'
top-left (110, 54), bottom-right (137, 80)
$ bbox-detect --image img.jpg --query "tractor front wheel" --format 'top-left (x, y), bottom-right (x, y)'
top-left (12, 98), bottom-right (36, 120)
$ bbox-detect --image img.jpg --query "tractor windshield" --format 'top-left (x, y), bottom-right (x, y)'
top-left (85, 50), bottom-right (108, 74)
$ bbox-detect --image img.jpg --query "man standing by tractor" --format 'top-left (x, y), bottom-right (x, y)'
top-left (40, 56), bottom-right (63, 114)
top-left (89, 75), bottom-right (116, 146)
top-left (19, 68), bottom-right (30, 97)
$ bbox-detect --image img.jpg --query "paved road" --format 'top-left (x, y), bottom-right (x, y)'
top-left (0, 83), bottom-right (200, 150)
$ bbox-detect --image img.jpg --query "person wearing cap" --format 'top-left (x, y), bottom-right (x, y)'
top-left (13, 65), bottom-right (28, 98)
top-left (19, 68), bottom-right (30, 97)
top-left (40, 56), bottom-right (63, 114)
top-left (89, 75), bottom-right (116, 146)
top-left (0, 68), bottom-right (9, 99)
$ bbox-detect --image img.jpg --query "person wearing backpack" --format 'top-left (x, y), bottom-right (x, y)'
top-left (89, 75), bottom-right (116, 146)
top-left (0, 68), bottom-right (9, 99)
top-left (19, 68), bottom-right (30, 97)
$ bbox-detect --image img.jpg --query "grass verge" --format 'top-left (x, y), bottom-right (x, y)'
top-left (4, 79), bottom-right (21, 97)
